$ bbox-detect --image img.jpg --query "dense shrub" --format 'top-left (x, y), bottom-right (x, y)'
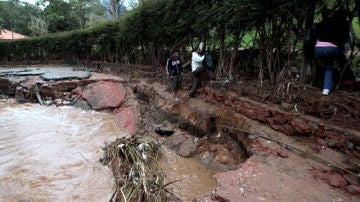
top-left (0, 0), bottom-right (359, 82)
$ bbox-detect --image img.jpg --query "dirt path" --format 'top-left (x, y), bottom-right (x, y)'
top-left (131, 76), bottom-right (360, 201)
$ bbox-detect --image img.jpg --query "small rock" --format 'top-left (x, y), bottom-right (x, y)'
top-left (43, 100), bottom-right (52, 105)
top-left (324, 125), bottom-right (332, 131)
top-left (178, 138), bottom-right (198, 157)
top-left (73, 99), bottom-right (91, 111)
top-left (346, 185), bottom-right (360, 195)
top-left (327, 173), bottom-right (348, 188)
top-left (345, 140), bottom-right (354, 150)
top-left (215, 147), bottom-right (234, 164)
top-left (164, 133), bottom-right (188, 150)
top-left (72, 87), bottom-right (83, 98)
top-left (314, 171), bottom-right (348, 188)
top-left (15, 87), bottom-right (25, 104)
top-left (308, 121), bottom-right (318, 130)
top-left (276, 148), bottom-right (289, 158)
top-left (201, 151), bottom-right (211, 160)
top-left (240, 187), bottom-right (245, 195)
top-left (280, 102), bottom-right (291, 110)
top-left (327, 139), bottom-right (338, 148)
top-left (54, 98), bottom-right (61, 103)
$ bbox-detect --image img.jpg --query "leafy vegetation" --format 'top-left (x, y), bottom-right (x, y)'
top-left (0, 0), bottom-right (107, 36)
top-left (1, 0), bottom-right (360, 84)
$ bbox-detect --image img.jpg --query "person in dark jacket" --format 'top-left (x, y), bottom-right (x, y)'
top-left (203, 49), bottom-right (216, 80)
top-left (166, 49), bottom-right (182, 96)
top-left (314, 8), bottom-right (356, 95)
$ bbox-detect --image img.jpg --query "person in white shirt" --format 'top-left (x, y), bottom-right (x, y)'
top-left (189, 44), bottom-right (205, 97)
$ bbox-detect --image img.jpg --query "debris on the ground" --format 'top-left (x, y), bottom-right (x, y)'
top-left (155, 127), bottom-right (174, 136)
top-left (1, 65), bottom-right (360, 201)
top-left (100, 137), bottom-right (180, 202)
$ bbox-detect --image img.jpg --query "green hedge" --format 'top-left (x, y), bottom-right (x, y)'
top-left (0, 20), bottom-right (122, 61)
top-left (0, 0), bottom-right (359, 82)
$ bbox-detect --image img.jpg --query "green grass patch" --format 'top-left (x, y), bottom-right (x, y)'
top-left (353, 17), bottom-right (360, 39)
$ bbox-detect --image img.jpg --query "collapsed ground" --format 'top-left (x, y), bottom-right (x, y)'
top-left (0, 64), bottom-right (359, 201)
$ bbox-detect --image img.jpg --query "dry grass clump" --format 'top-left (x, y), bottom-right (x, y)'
top-left (101, 137), bottom-right (180, 202)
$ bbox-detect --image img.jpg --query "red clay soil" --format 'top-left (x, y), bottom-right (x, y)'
top-left (131, 71), bottom-right (360, 201)
top-left (6, 65), bottom-right (358, 201)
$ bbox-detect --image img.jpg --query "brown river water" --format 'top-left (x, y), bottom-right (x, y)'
top-left (0, 100), bottom-right (216, 201)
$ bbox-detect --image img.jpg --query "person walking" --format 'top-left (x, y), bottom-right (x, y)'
top-left (314, 8), bottom-right (356, 95)
top-left (189, 44), bottom-right (205, 97)
top-left (204, 48), bottom-right (216, 80)
top-left (166, 49), bottom-right (183, 98)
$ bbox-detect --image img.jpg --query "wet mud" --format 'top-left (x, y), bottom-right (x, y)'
top-left (1, 65), bottom-right (359, 201)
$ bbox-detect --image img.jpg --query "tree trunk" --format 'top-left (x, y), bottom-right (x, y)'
top-left (201, 33), bottom-right (206, 50)
top-left (140, 42), bottom-right (147, 64)
top-left (300, 1), bottom-right (316, 83)
top-left (218, 25), bottom-right (226, 77)
top-left (150, 43), bottom-right (158, 72)
top-left (109, 0), bottom-right (117, 20)
top-left (229, 25), bottom-right (240, 81)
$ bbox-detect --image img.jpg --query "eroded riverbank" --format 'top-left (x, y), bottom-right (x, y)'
top-left (1, 65), bottom-right (359, 201)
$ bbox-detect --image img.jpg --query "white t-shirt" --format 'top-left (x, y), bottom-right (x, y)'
top-left (191, 52), bottom-right (205, 72)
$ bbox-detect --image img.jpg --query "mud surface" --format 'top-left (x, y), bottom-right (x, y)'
top-left (1, 65), bottom-right (359, 201)
top-left (131, 75), bottom-right (360, 201)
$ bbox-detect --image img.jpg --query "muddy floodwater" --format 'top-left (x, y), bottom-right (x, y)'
top-left (0, 103), bottom-right (122, 201)
top-left (159, 147), bottom-right (217, 201)
top-left (0, 100), bottom-right (217, 201)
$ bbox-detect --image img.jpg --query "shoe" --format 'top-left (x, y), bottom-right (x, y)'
top-left (322, 89), bottom-right (330, 96)
top-left (189, 93), bottom-right (195, 98)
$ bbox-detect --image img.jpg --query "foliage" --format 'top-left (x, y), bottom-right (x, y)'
top-left (0, 0), bottom-right (107, 35)
top-left (1, 0), bottom-right (360, 84)
top-left (28, 15), bottom-right (49, 36)
top-left (353, 17), bottom-right (360, 40)
top-left (0, 0), bottom-right (42, 36)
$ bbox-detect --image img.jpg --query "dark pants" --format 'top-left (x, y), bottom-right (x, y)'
top-left (206, 68), bottom-right (216, 80)
top-left (189, 68), bottom-right (203, 96)
top-left (315, 46), bottom-right (355, 90)
top-left (170, 75), bottom-right (182, 91)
